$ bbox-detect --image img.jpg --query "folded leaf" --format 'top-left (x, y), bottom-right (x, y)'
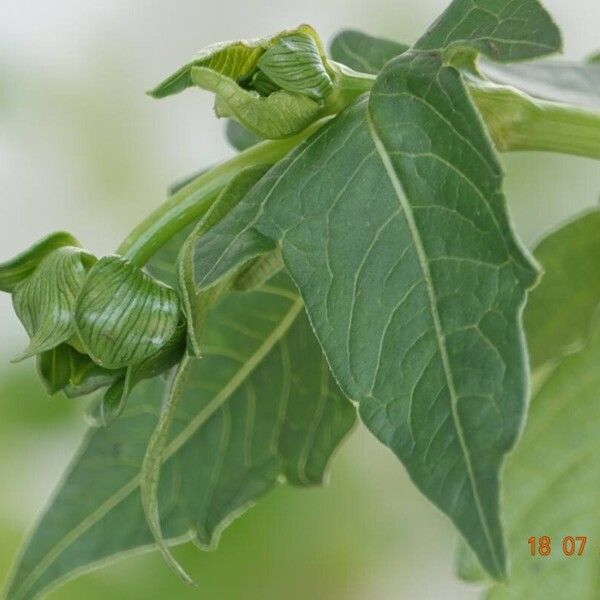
top-left (0, 231), bottom-right (81, 293)
top-left (257, 32), bottom-right (333, 100)
top-left (5, 273), bottom-right (356, 600)
top-left (12, 246), bottom-right (96, 362)
top-left (191, 66), bottom-right (321, 139)
top-left (415, 0), bottom-right (561, 61)
top-left (149, 25), bottom-right (330, 139)
top-left (191, 33), bottom-right (546, 574)
top-left (329, 30), bottom-right (408, 74)
top-left (74, 256), bottom-right (181, 369)
top-left (525, 209), bottom-right (600, 370)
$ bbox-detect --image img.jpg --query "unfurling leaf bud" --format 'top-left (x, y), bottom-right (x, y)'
top-left (11, 245), bottom-right (96, 362)
top-left (74, 256), bottom-right (182, 370)
top-left (148, 25), bottom-right (341, 139)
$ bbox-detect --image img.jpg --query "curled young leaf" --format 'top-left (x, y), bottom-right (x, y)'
top-left (191, 66), bottom-right (321, 139)
top-left (149, 25), bottom-right (337, 139)
top-left (0, 231), bottom-right (81, 293)
top-left (12, 246), bottom-right (96, 362)
top-left (74, 256), bottom-right (181, 370)
top-left (257, 32), bottom-right (333, 100)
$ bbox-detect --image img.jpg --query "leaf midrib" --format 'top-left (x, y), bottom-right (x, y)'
top-left (9, 294), bottom-right (304, 600)
top-left (365, 108), bottom-right (502, 576)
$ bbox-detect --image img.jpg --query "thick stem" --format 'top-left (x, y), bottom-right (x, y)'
top-left (117, 121), bottom-right (325, 266)
top-left (469, 83), bottom-right (600, 160)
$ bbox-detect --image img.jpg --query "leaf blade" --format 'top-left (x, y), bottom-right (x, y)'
top-left (209, 49), bottom-right (537, 578)
top-left (5, 275), bottom-right (355, 600)
top-left (329, 30), bottom-right (408, 74)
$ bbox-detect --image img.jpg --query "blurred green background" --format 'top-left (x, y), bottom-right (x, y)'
top-left (0, 1), bottom-right (598, 598)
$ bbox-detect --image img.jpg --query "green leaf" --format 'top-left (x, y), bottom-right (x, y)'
top-left (74, 256), bottom-right (181, 369)
top-left (257, 32), bottom-right (333, 100)
top-left (100, 321), bottom-right (186, 426)
top-left (12, 246), bottom-right (96, 362)
top-left (0, 231), bottom-right (81, 293)
top-left (193, 40), bottom-right (541, 575)
top-left (63, 349), bottom-right (124, 399)
top-left (479, 58), bottom-right (600, 110)
top-left (456, 210), bottom-right (600, 593)
top-left (329, 30), bottom-right (408, 74)
top-left (36, 345), bottom-right (73, 395)
top-left (525, 209), bottom-right (600, 371)
top-left (179, 165), bottom-right (273, 355)
top-left (192, 65), bottom-right (321, 139)
top-left (149, 25), bottom-right (328, 139)
top-left (4, 273), bottom-right (356, 600)
top-left (415, 0), bottom-right (562, 62)
top-left (589, 50), bottom-right (600, 63)
top-left (225, 120), bottom-right (262, 151)
top-left (485, 333), bottom-right (600, 598)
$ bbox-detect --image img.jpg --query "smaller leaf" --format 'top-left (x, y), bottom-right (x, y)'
top-left (75, 256), bottom-right (181, 369)
top-left (36, 345), bottom-right (73, 395)
top-left (0, 231), bottom-right (81, 293)
top-left (101, 321), bottom-right (186, 425)
top-left (12, 247), bottom-right (96, 362)
top-left (257, 32), bottom-right (333, 100)
top-left (38, 344), bottom-right (124, 398)
top-left (225, 120), bottom-right (262, 151)
top-left (589, 51), bottom-right (600, 63)
top-left (525, 208), bottom-right (600, 370)
top-left (192, 66), bottom-right (321, 139)
top-left (179, 165), bottom-right (272, 354)
top-left (329, 30), bottom-right (408, 75)
top-left (64, 350), bottom-right (124, 398)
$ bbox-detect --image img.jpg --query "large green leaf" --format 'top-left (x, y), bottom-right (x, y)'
top-left (180, 0), bottom-right (563, 577)
top-left (525, 209), bottom-right (600, 370)
top-left (458, 210), bottom-right (600, 597)
top-left (4, 270), bottom-right (355, 599)
top-left (329, 30), bottom-right (408, 75)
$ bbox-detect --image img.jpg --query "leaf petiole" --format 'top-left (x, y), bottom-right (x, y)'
top-left (117, 119), bottom-right (327, 267)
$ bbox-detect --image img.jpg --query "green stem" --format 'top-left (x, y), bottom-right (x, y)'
top-left (117, 121), bottom-right (325, 266)
top-left (469, 83), bottom-right (600, 160)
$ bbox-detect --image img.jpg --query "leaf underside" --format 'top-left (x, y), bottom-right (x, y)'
top-left (5, 273), bottom-right (355, 600)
